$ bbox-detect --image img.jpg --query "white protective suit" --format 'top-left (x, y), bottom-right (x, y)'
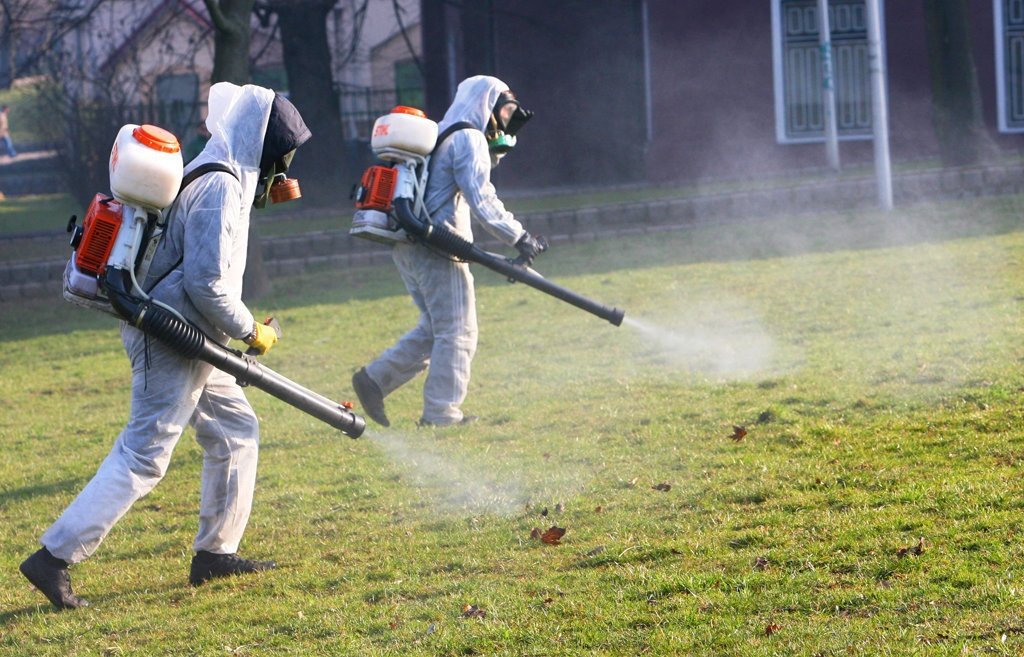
top-left (40, 83), bottom-right (282, 564)
top-left (364, 76), bottom-right (527, 424)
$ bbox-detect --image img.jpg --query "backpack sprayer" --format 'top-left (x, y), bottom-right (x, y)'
top-left (350, 107), bottom-right (625, 327)
top-left (63, 123), bottom-right (365, 438)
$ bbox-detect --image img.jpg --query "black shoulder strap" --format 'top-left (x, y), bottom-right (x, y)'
top-left (434, 121), bottom-right (477, 150)
top-left (142, 163), bottom-right (240, 293)
top-left (423, 122), bottom-right (479, 221)
top-left (179, 162), bottom-right (238, 191)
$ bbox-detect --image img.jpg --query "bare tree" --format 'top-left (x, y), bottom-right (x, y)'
top-left (22, 1), bottom-right (209, 204)
top-left (256, 0), bottom-right (347, 204)
top-left (0, 0), bottom-right (107, 87)
top-left (202, 0), bottom-right (275, 299)
top-left (922, 0), bottom-right (999, 166)
top-left (203, 0), bottom-right (254, 84)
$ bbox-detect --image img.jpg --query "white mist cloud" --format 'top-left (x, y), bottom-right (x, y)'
top-left (368, 430), bottom-right (524, 516)
top-left (623, 297), bottom-right (780, 380)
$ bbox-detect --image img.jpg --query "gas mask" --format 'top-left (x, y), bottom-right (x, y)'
top-left (254, 93), bottom-right (311, 209)
top-left (486, 91), bottom-right (533, 157)
top-left (254, 149), bottom-right (299, 208)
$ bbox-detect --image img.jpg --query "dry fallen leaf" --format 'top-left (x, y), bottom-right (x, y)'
top-left (897, 537), bottom-right (926, 558)
top-left (594, 505), bottom-right (603, 513)
top-left (753, 556), bottom-right (769, 571)
top-left (730, 425), bottom-right (748, 441)
top-left (461, 604), bottom-right (486, 619)
top-left (765, 623), bottom-right (782, 637)
top-left (541, 526), bottom-right (567, 545)
top-left (529, 527), bottom-right (542, 540)
top-left (652, 483), bottom-right (672, 492)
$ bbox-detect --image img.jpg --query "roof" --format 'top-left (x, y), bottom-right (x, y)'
top-left (99, 0), bottom-right (211, 73)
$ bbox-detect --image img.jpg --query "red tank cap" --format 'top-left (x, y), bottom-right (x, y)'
top-left (132, 124), bottom-right (181, 153)
top-left (391, 106), bottom-right (426, 118)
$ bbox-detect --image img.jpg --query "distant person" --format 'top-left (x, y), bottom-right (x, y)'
top-left (0, 105), bottom-right (17, 158)
top-left (183, 120), bottom-right (211, 163)
top-left (351, 75), bottom-right (544, 427)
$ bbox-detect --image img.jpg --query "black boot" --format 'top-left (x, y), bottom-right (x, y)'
top-left (352, 368), bottom-right (390, 427)
top-left (19, 548), bottom-right (89, 610)
top-left (189, 551), bottom-right (276, 586)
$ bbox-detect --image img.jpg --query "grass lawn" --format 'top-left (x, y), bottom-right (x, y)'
top-left (1, 194), bottom-right (1023, 655)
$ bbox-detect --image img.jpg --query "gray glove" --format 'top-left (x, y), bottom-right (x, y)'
top-left (515, 232), bottom-right (548, 265)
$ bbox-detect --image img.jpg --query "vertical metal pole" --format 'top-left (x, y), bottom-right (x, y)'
top-left (865, 0), bottom-right (893, 210)
top-left (641, 0), bottom-right (653, 144)
top-left (818, 0), bottom-right (840, 171)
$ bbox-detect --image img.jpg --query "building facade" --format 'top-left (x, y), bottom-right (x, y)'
top-left (421, 0), bottom-right (1024, 189)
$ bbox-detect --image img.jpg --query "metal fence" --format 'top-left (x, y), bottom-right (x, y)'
top-left (337, 84), bottom-right (400, 141)
top-left (117, 85), bottom-right (402, 145)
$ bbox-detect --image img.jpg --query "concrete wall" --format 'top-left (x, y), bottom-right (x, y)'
top-left (5, 162), bottom-right (1024, 302)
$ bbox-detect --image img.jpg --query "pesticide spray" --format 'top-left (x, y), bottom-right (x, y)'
top-left (612, 283), bottom-right (785, 381)
top-left (62, 123), bottom-right (364, 438)
top-left (368, 430), bottom-right (525, 515)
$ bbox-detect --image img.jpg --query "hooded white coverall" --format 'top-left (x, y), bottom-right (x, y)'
top-left (40, 83), bottom-right (274, 564)
top-left (364, 76), bottom-right (527, 425)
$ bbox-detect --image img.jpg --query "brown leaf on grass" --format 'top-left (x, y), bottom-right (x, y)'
top-left (753, 556), bottom-right (769, 571)
top-left (652, 483), bottom-right (672, 492)
top-left (897, 537), bottom-right (926, 558)
top-left (730, 425), bottom-right (748, 441)
top-left (461, 604), bottom-right (486, 619)
top-left (541, 526), bottom-right (567, 545)
top-left (529, 527), bottom-right (542, 540)
top-left (594, 505), bottom-right (604, 513)
top-left (765, 623), bottom-right (782, 637)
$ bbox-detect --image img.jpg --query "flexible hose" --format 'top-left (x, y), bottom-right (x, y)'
top-left (104, 267), bottom-right (365, 437)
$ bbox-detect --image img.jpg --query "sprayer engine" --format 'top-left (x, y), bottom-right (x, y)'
top-left (349, 106), bottom-right (438, 245)
top-left (63, 124), bottom-right (185, 314)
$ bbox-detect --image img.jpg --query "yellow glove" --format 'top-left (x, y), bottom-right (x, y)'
top-left (244, 320), bottom-right (279, 355)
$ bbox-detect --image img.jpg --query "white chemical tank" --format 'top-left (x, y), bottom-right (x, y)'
top-left (109, 124), bottom-right (184, 210)
top-left (371, 106), bottom-right (438, 161)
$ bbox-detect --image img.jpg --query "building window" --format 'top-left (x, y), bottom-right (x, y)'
top-left (395, 59), bottom-right (425, 109)
top-left (154, 73), bottom-right (200, 140)
top-left (996, 0), bottom-right (1024, 132)
top-left (772, 0), bottom-right (877, 143)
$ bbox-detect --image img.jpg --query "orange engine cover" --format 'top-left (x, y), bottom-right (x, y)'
top-left (76, 194), bottom-right (123, 276)
top-left (355, 166), bottom-right (397, 211)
